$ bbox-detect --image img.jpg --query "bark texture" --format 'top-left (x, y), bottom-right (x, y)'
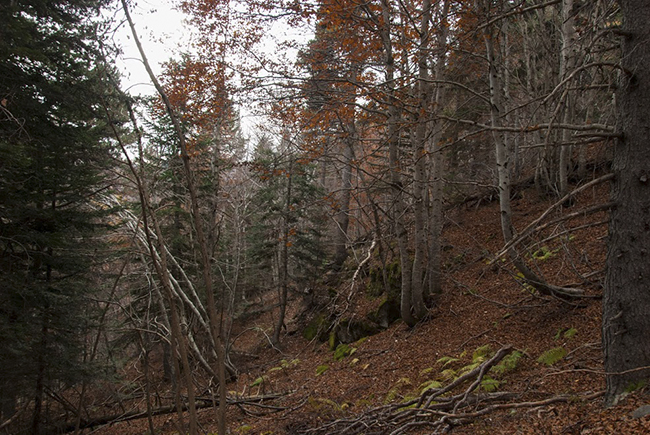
top-left (603, 0), bottom-right (650, 406)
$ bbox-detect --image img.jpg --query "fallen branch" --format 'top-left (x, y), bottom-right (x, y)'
top-left (54, 393), bottom-right (287, 433)
top-left (331, 236), bottom-right (378, 327)
top-left (492, 173), bottom-right (614, 263)
top-left (300, 346), bottom-right (512, 434)
top-left (300, 345), bottom-right (605, 435)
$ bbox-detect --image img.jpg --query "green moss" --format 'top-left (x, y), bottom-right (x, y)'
top-left (531, 246), bottom-right (557, 261)
top-left (625, 380), bottom-right (648, 393)
top-left (250, 375), bottom-right (267, 387)
top-left (303, 313), bottom-right (328, 341)
top-left (367, 267), bottom-right (384, 298)
top-left (328, 331), bottom-right (338, 350)
top-left (354, 336), bottom-right (369, 346)
top-left (366, 261), bottom-right (401, 302)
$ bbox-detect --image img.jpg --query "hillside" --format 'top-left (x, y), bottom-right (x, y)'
top-left (87, 178), bottom-right (650, 435)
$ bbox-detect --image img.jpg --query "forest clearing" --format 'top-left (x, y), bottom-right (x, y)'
top-left (2, 0), bottom-right (650, 434)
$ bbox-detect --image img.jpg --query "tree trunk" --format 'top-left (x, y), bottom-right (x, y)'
top-left (428, 0), bottom-right (450, 298)
top-left (558, 0), bottom-right (577, 196)
top-left (376, 0), bottom-right (416, 327)
top-left (603, 0), bottom-right (650, 406)
top-left (32, 314), bottom-right (48, 435)
top-left (484, 10), bottom-right (581, 300)
top-left (273, 156), bottom-right (292, 346)
top-left (411, 0), bottom-right (433, 320)
top-left (332, 123), bottom-right (355, 270)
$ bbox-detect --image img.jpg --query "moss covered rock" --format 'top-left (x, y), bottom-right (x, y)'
top-left (303, 312), bottom-right (329, 342)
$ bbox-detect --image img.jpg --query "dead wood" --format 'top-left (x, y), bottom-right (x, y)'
top-left (492, 173), bottom-right (614, 263)
top-left (54, 393), bottom-right (286, 433)
top-left (298, 345), bottom-right (603, 434)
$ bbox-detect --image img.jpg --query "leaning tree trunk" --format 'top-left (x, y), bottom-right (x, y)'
top-left (121, 1), bottom-right (227, 432)
top-left (603, 0), bottom-right (650, 406)
top-left (483, 10), bottom-right (582, 300)
top-left (111, 92), bottom-right (197, 434)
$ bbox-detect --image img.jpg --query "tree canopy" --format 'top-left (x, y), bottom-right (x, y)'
top-left (2, 0), bottom-right (648, 433)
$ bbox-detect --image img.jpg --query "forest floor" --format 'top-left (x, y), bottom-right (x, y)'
top-left (92, 178), bottom-right (650, 434)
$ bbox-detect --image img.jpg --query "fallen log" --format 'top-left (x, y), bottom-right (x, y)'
top-left (56, 392), bottom-right (287, 433)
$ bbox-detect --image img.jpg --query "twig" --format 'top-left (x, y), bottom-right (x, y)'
top-left (492, 174), bottom-right (614, 263)
top-left (300, 346), bottom-right (515, 434)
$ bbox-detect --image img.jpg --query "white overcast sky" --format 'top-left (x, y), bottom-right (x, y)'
top-left (112, 0), bottom-right (190, 96)
top-left (110, 0), bottom-right (311, 137)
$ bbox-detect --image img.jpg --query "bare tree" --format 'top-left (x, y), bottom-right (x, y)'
top-left (120, 1), bottom-right (228, 432)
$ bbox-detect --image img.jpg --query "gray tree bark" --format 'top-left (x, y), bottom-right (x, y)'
top-left (411, 0), bottom-right (433, 320)
top-left (558, 0), bottom-right (577, 196)
top-left (332, 119), bottom-right (355, 270)
top-left (603, 0), bottom-right (650, 406)
top-left (483, 1), bottom-right (582, 300)
top-left (380, 0), bottom-right (416, 327)
top-left (361, 0), bottom-right (416, 326)
top-left (427, 0), bottom-right (450, 298)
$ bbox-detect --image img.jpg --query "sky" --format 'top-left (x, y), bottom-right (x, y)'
top-left (112, 0), bottom-right (191, 97)
top-left (111, 0), bottom-right (264, 136)
top-left (110, 0), bottom-right (312, 139)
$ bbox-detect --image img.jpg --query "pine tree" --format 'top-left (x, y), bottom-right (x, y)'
top-left (248, 138), bottom-right (326, 344)
top-left (0, 1), bottom-right (115, 431)
top-left (603, 0), bottom-right (650, 406)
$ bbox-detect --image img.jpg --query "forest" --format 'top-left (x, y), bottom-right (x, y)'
top-left (1, 0), bottom-right (649, 433)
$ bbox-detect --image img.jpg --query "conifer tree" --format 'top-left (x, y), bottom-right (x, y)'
top-left (0, 0), bottom-right (115, 431)
top-left (248, 136), bottom-right (326, 345)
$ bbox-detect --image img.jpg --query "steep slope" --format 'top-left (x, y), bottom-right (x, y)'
top-left (94, 180), bottom-right (650, 434)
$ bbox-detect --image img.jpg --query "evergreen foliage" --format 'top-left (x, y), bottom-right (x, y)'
top-left (247, 142), bottom-right (326, 291)
top-left (0, 0), bottom-right (115, 429)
